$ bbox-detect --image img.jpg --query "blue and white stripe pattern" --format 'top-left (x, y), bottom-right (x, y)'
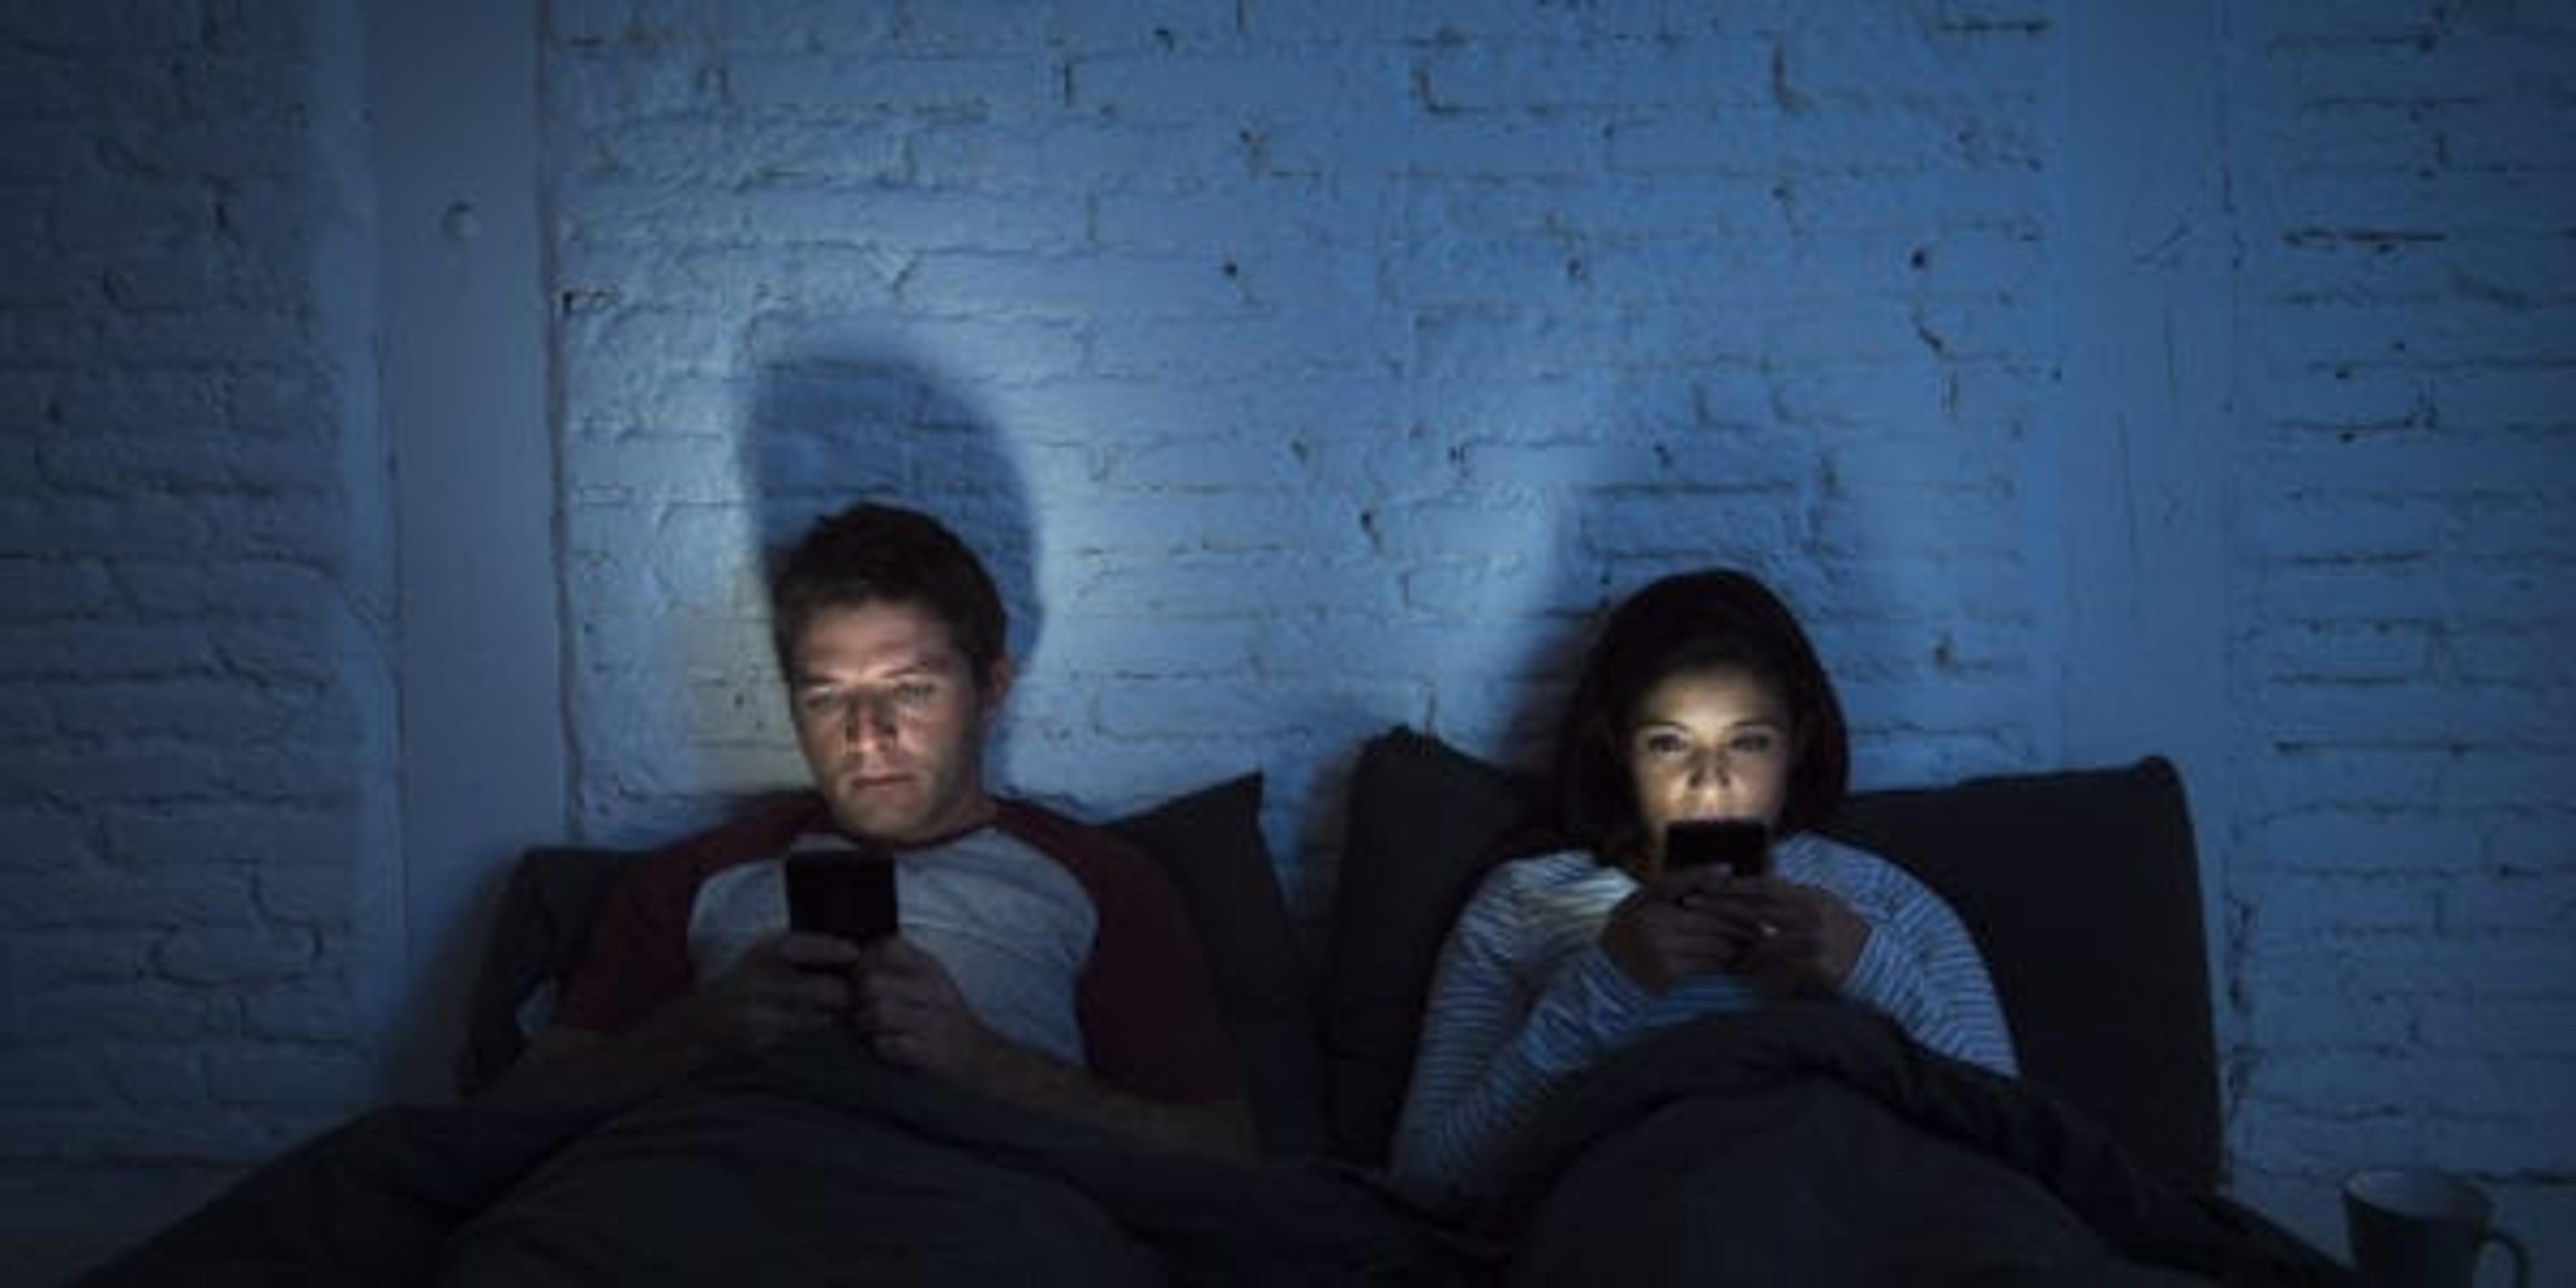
top-left (1389, 832), bottom-right (2019, 1196)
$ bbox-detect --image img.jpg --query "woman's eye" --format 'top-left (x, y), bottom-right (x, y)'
top-left (1640, 732), bottom-right (1688, 757)
top-left (1731, 731), bottom-right (1780, 756)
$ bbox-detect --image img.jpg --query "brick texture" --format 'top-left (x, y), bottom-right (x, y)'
top-left (0, 1), bottom-right (399, 1279)
top-left (550, 3), bottom-right (2065, 885)
top-left (4, 0), bottom-right (2569, 1279)
top-left (2221, 0), bottom-right (2576, 1254)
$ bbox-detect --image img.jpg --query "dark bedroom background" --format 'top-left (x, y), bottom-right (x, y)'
top-left (2, 0), bottom-right (2569, 1280)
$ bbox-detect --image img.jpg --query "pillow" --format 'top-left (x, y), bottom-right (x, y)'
top-left (456, 777), bottom-right (1328, 1162)
top-left (1106, 772), bottom-right (1325, 1159)
top-left (455, 845), bottom-right (633, 1097)
top-left (1321, 727), bottom-right (1542, 1165)
top-left (1821, 757), bottom-right (2219, 1190)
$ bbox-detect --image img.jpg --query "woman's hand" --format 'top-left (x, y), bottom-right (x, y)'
top-left (1692, 878), bottom-right (1870, 998)
top-left (1603, 874), bottom-right (1872, 998)
top-left (1599, 868), bottom-right (1746, 993)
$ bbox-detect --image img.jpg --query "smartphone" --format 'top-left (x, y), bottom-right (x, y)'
top-left (784, 847), bottom-right (899, 945)
top-left (1663, 818), bottom-right (1771, 878)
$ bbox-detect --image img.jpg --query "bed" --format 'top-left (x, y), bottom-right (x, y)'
top-left (84, 727), bottom-right (2350, 1285)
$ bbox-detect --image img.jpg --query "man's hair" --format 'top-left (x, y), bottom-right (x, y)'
top-left (769, 502), bottom-right (1008, 687)
top-left (1548, 568), bottom-right (1851, 862)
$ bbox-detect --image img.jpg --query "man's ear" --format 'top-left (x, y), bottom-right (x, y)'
top-left (977, 654), bottom-right (1015, 726)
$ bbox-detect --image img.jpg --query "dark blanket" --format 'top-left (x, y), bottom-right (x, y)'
top-left (81, 1033), bottom-right (1464, 1287)
top-left (1479, 1003), bottom-right (2353, 1288)
top-left (80, 1009), bottom-right (2350, 1287)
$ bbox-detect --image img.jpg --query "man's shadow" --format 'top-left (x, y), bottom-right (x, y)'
top-left (732, 318), bottom-right (1044, 773)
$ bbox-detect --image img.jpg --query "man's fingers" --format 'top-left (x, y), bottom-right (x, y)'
top-left (853, 963), bottom-right (944, 1009)
top-left (850, 972), bottom-right (955, 1036)
top-left (773, 930), bottom-right (865, 967)
top-left (784, 969), bottom-right (851, 1012)
top-left (857, 935), bottom-right (940, 973)
top-left (741, 1000), bottom-right (830, 1045)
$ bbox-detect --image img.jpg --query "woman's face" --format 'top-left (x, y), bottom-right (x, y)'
top-left (1625, 664), bottom-right (1796, 867)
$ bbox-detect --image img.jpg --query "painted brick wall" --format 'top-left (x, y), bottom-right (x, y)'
top-left (549, 3), bottom-right (2065, 930)
top-left (4, 0), bottom-right (2571, 1279)
top-left (543, 0), bottom-right (2573, 1263)
top-left (0, 1), bottom-right (402, 1278)
top-left (2220, 0), bottom-right (2576, 1254)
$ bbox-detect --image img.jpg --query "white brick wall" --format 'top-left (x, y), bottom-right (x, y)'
top-left (551, 3), bottom-right (2066, 894)
top-left (3, 0), bottom-right (2569, 1279)
top-left (0, 0), bottom-right (402, 1279)
top-left (2221, 0), bottom-right (2576, 1256)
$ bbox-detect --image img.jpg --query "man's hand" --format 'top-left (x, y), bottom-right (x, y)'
top-left (484, 931), bottom-right (863, 1104)
top-left (847, 937), bottom-right (1006, 1077)
top-left (1688, 877), bottom-right (1870, 998)
top-left (1599, 866), bottom-right (1746, 993)
top-left (672, 931), bottom-right (864, 1054)
top-left (843, 938), bottom-right (1256, 1163)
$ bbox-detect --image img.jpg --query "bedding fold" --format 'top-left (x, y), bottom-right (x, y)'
top-left (83, 1033), bottom-right (1462, 1288)
top-left (1478, 1001), bottom-right (2350, 1287)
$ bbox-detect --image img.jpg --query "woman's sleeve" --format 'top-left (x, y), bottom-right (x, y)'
top-left (1389, 867), bottom-right (1650, 1195)
top-left (1839, 864), bottom-right (2020, 1077)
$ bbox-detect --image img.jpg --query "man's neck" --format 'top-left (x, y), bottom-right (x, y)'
top-left (824, 794), bottom-right (1001, 853)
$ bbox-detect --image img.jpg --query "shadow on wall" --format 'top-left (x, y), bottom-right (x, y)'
top-left (733, 313), bottom-right (1044, 737)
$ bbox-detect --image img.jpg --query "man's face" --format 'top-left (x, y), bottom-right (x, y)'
top-left (786, 600), bottom-right (1010, 844)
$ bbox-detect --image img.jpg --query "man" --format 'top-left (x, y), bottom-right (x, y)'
top-left (492, 502), bottom-right (1253, 1162)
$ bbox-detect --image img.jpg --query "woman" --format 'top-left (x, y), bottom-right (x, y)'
top-left (1389, 569), bottom-right (2018, 1196)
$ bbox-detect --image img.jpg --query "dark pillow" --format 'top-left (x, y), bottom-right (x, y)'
top-left (1106, 772), bottom-right (1324, 1158)
top-left (1321, 727), bottom-right (1541, 1165)
top-left (455, 845), bottom-right (633, 1097)
top-left (456, 777), bottom-right (1328, 1161)
top-left (1821, 757), bottom-right (2219, 1190)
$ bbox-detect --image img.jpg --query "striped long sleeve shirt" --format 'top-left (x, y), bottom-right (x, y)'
top-left (1389, 832), bottom-right (2018, 1197)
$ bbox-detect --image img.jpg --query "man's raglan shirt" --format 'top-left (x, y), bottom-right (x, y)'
top-left (555, 795), bottom-right (1240, 1105)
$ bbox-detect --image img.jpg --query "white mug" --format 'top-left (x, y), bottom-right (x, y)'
top-left (2343, 1169), bottom-right (2529, 1288)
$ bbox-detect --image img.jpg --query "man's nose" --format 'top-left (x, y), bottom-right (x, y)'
top-left (840, 694), bottom-right (900, 746)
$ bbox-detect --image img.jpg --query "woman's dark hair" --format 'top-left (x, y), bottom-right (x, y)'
top-left (769, 502), bottom-right (1008, 688)
top-left (1549, 568), bottom-right (1850, 863)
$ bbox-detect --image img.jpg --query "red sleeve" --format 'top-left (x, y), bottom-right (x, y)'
top-left (999, 802), bottom-right (1241, 1105)
top-left (554, 799), bottom-right (818, 1036)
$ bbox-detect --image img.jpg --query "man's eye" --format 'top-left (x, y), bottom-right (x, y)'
top-left (895, 682), bottom-right (938, 705)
